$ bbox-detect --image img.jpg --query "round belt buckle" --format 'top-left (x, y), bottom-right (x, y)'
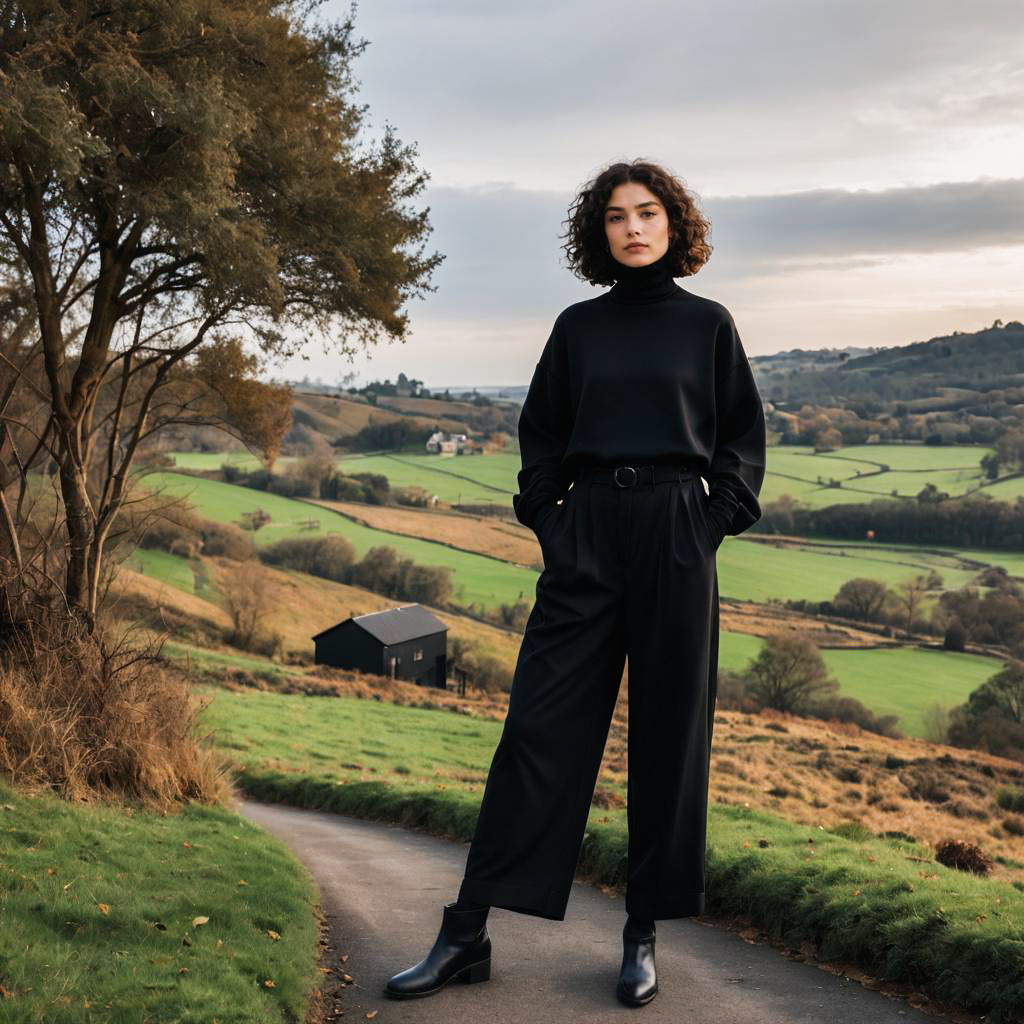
top-left (614, 465), bottom-right (637, 488)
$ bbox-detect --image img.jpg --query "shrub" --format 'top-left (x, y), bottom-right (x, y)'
top-left (899, 766), bottom-right (951, 803)
top-left (261, 534), bottom-right (357, 583)
top-left (803, 694), bottom-right (901, 737)
top-left (996, 785), bottom-right (1024, 812)
top-left (0, 608), bottom-right (230, 809)
top-left (197, 518), bottom-right (257, 560)
top-left (934, 838), bottom-right (993, 875)
top-left (944, 618), bottom-right (967, 651)
top-left (1002, 815), bottom-right (1024, 837)
top-left (826, 821), bottom-right (873, 842)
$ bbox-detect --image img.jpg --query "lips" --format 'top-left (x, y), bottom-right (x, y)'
top-left (626, 244), bottom-right (647, 251)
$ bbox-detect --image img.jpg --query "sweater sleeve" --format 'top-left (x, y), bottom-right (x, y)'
top-left (511, 319), bottom-right (573, 533)
top-left (706, 312), bottom-right (767, 538)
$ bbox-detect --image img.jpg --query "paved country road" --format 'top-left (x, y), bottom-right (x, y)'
top-left (236, 798), bottom-right (967, 1024)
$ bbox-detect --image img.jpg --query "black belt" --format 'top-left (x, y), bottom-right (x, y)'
top-left (573, 463), bottom-right (703, 488)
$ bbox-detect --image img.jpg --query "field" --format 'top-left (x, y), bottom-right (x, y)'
top-left (123, 445), bottom-right (1024, 740)
top-left (109, 549), bottom-right (1004, 742)
top-left (164, 441), bottom-right (1023, 509)
top-left (137, 472), bottom-right (1016, 610)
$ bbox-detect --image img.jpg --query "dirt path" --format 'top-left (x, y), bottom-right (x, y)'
top-left (235, 797), bottom-right (969, 1023)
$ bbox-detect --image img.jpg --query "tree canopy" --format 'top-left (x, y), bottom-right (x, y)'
top-left (0, 0), bottom-right (442, 626)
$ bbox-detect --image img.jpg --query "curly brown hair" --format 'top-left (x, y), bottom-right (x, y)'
top-left (561, 159), bottom-right (712, 286)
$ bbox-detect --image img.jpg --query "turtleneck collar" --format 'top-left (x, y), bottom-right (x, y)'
top-left (606, 248), bottom-right (679, 304)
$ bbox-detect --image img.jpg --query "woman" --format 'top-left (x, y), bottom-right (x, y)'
top-left (384, 158), bottom-right (767, 1006)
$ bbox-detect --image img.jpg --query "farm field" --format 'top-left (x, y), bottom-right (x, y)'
top-left (137, 472), bottom-right (1013, 610)
top-left (758, 444), bottom-right (996, 505)
top-left (707, 631), bottom-right (1000, 737)
top-left (164, 441), bottom-right (1019, 512)
top-left (115, 548), bottom-right (1003, 739)
top-left (136, 472), bottom-right (539, 610)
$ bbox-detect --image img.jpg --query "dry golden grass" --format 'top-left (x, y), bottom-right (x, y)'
top-left (107, 558), bottom-right (526, 668)
top-left (0, 610), bottom-right (233, 811)
top-left (374, 394), bottom-right (482, 426)
top-left (719, 598), bottom-right (902, 647)
top-left (304, 497), bottom-right (541, 566)
top-left (292, 392), bottom-right (470, 438)
top-left (106, 564), bottom-right (234, 634)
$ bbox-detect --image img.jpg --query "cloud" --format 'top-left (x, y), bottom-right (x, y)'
top-left (411, 177), bottom-right (1024, 320)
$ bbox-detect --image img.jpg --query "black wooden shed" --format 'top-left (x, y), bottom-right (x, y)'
top-left (311, 604), bottom-right (449, 688)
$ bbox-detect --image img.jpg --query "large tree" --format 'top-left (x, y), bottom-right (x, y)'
top-left (744, 629), bottom-right (839, 714)
top-left (0, 0), bottom-right (441, 630)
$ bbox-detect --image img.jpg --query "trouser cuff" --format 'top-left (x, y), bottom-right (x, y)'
top-left (625, 889), bottom-right (705, 919)
top-left (458, 877), bottom-right (568, 921)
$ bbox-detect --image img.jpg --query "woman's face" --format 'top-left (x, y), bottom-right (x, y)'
top-left (604, 182), bottom-right (671, 268)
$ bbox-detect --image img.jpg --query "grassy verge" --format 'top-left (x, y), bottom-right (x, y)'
top-left (203, 685), bottom-right (1024, 1023)
top-left (0, 780), bottom-right (320, 1023)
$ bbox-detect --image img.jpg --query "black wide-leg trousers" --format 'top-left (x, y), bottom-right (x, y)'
top-left (457, 464), bottom-right (721, 921)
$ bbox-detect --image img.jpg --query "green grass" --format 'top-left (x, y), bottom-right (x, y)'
top-left (699, 633), bottom-right (1001, 737)
top-left (818, 646), bottom-right (1004, 736)
top-left (134, 472), bottom-right (1011, 613)
top-left (136, 471), bottom-right (539, 610)
top-left (338, 451), bottom-right (522, 503)
top-left (0, 779), bottom-right (319, 1023)
top-left (199, 685), bottom-right (1024, 1022)
top-left (121, 548), bottom-right (199, 595)
top-left (160, 640), bottom-right (309, 683)
top-left (164, 451), bottom-right (273, 472)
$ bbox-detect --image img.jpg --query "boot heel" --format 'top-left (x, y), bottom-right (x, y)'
top-left (457, 957), bottom-right (491, 984)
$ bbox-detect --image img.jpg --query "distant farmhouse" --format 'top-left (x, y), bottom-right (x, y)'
top-left (425, 430), bottom-right (484, 455)
top-left (312, 604), bottom-right (448, 688)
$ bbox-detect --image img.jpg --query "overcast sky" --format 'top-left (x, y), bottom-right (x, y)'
top-left (273, 0), bottom-right (1024, 389)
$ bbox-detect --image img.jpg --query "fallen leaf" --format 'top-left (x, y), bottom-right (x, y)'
top-left (182, 841), bottom-right (193, 849)
top-left (98, 903), bottom-right (110, 915)
top-left (367, 1012), bottom-right (378, 1020)
top-left (192, 916), bottom-right (209, 928)
top-left (238, 879), bottom-right (249, 886)
top-left (267, 930), bottom-right (281, 941)
top-left (263, 979), bottom-right (275, 988)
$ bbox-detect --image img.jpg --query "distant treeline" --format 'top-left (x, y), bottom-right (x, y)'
top-left (763, 492), bottom-right (1024, 551)
top-left (221, 463), bottom-right (434, 508)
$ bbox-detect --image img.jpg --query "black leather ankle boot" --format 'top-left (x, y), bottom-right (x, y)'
top-left (616, 917), bottom-right (657, 1006)
top-left (383, 901), bottom-right (491, 999)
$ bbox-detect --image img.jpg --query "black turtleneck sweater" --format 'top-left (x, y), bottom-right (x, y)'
top-left (512, 248), bottom-right (767, 541)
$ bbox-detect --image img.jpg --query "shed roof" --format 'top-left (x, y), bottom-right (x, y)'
top-left (311, 604), bottom-right (448, 645)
